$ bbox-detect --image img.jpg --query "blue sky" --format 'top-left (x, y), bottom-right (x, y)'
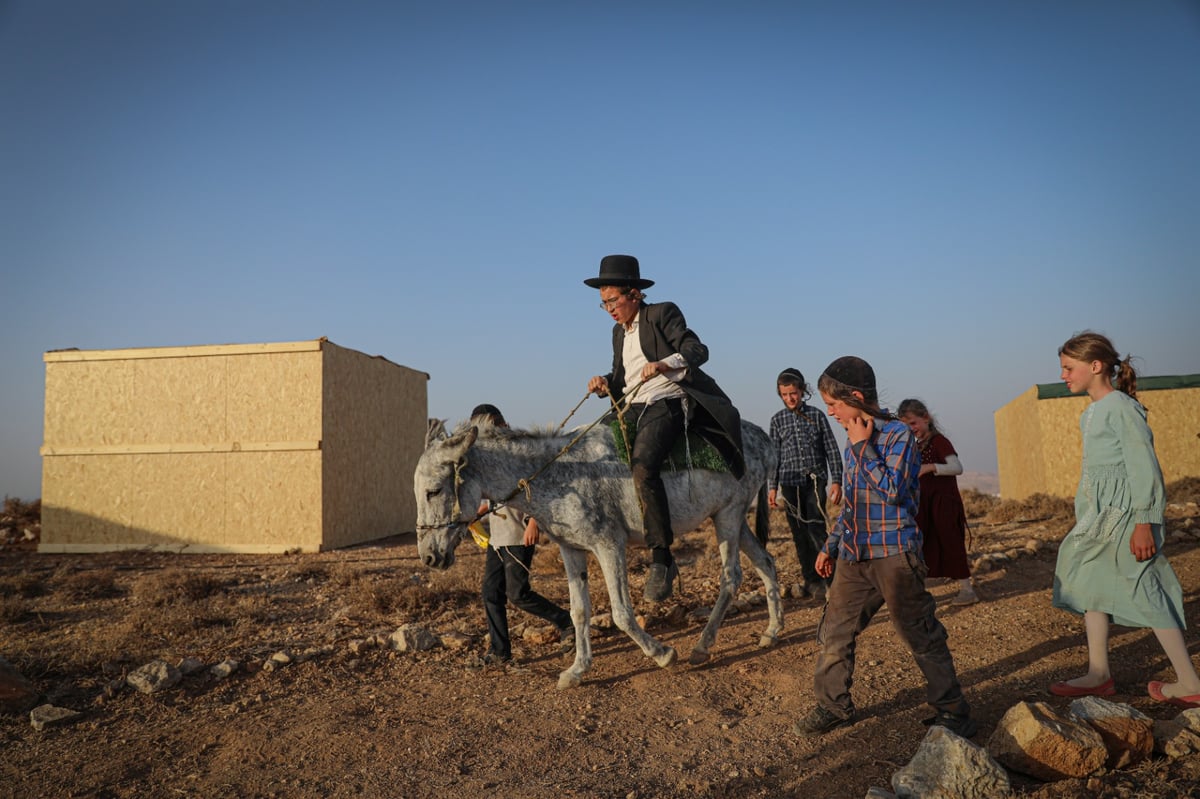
top-left (2, 1), bottom-right (1199, 501)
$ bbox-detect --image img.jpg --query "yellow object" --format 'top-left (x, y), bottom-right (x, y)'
top-left (468, 521), bottom-right (489, 549)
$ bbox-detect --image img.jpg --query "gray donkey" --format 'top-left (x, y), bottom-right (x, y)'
top-left (414, 417), bottom-right (783, 689)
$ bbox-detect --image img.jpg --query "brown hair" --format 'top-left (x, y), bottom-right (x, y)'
top-left (1058, 331), bottom-right (1138, 399)
top-left (897, 398), bottom-right (939, 435)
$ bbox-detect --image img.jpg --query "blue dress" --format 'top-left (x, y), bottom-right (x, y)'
top-left (1052, 391), bottom-right (1185, 629)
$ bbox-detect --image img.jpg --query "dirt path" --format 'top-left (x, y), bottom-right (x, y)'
top-left (2, 500), bottom-right (1199, 798)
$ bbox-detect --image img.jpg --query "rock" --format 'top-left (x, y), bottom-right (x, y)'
top-left (126, 660), bottom-right (182, 694)
top-left (210, 659), bottom-right (239, 680)
top-left (262, 650), bottom-right (294, 671)
top-left (590, 613), bottom-right (614, 630)
top-left (1177, 707), bottom-right (1200, 735)
top-left (29, 704), bottom-right (82, 731)
top-left (1152, 719), bottom-right (1200, 758)
top-left (439, 632), bottom-right (472, 650)
top-left (388, 624), bottom-right (440, 652)
top-left (892, 725), bottom-right (1012, 798)
top-left (522, 625), bottom-right (556, 645)
top-left (1068, 696), bottom-right (1153, 769)
top-left (987, 701), bottom-right (1106, 781)
top-left (177, 657), bottom-right (206, 676)
top-left (0, 656), bottom-right (40, 714)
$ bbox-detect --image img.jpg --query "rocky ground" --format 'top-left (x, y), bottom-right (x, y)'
top-left (2, 485), bottom-right (1199, 798)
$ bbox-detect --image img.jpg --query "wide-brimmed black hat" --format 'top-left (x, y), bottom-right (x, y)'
top-left (583, 254), bottom-right (655, 289)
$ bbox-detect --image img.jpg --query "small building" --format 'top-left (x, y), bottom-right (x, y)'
top-left (40, 338), bottom-right (428, 553)
top-left (994, 375), bottom-right (1200, 501)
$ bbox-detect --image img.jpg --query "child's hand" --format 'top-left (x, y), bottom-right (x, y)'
top-left (846, 415), bottom-right (873, 444)
top-left (1130, 523), bottom-right (1156, 561)
top-left (768, 488), bottom-right (778, 508)
top-left (815, 551), bottom-right (833, 578)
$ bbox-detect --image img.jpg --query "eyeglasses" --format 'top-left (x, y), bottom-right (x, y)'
top-left (599, 296), bottom-right (625, 311)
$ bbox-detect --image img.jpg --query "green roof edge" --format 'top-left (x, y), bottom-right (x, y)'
top-left (1036, 374), bottom-right (1200, 400)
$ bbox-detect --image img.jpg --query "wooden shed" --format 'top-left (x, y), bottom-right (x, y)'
top-left (994, 375), bottom-right (1200, 501)
top-left (40, 338), bottom-right (428, 553)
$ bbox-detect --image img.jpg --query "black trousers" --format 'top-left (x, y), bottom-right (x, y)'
top-left (629, 398), bottom-right (686, 555)
top-left (482, 544), bottom-right (571, 659)
top-left (781, 477), bottom-right (828, 585)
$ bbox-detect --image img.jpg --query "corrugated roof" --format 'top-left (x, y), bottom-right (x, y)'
top-left (1037, 374), bottom-right (1200, 399)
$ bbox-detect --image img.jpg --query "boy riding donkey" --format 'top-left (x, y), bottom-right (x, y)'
top-left (585, 254), bottom-right (746, 602)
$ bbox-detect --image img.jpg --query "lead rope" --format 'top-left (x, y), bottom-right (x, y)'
top-left (470, 379), bottom-right (649, 524)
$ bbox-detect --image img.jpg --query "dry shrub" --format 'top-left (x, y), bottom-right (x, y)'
top-left (985, 493), bottom-right (1074, 525)
top-left (2, 496), bottom-right (40, 524)
top-left (0, 594), bottom-right (31, 623)
top-left (0, 572), bottom-right (47, 598)
top-left (131, 568), bottom-right (223, 606)
top-left (57, 568), bottom-right (124, 600)
top-left (343, 571), bottom-right (476, 621)
top-left (1167, 477), bottom-right (1200, 505)
top-left (961, 488), bottom-right (999, 519)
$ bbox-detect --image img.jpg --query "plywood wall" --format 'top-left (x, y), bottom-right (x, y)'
top-left (40, 340), bottom-right (425, 553)
top-left (321, 342), bottom-right (428, 549)
top-left (995, 384), bottom-right (1200, 501)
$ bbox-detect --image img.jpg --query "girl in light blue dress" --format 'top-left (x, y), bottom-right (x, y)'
top-left (1050, 331), bottom-right (1200, 708)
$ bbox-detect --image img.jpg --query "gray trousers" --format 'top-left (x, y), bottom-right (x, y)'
top-left (813, 551), bottom-right (970, 719)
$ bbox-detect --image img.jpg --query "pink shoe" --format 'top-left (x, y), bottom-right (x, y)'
top-left (1049, 677), bottom-right (1115, 697)
top-left (1148, 681), bottom-right (1200, 709)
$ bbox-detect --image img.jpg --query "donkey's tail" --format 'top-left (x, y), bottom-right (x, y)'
top-left (754, 482), bottom-right (771, 547)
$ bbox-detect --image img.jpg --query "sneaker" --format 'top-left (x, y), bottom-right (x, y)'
top-left (643, 561), bottom-right (679, 603)
top-left (952, 582), bottom-right (980, 606)
top-left (481, 652), bottom-right (511, 666)
top-left (805, 580), bottom-right (828, 602)
top-left (924, 711), bottom-right (978, 738)
top-left (793, 705), bottom-right (854, 737)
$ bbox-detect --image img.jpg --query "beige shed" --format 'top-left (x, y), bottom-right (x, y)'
top-left (994, 375), bottom-right (1200, 501)
top-left (40, 338), bottom-right (428, 553)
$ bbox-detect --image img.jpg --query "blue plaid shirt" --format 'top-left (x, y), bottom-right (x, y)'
top-left (768, 403), bottom-right (844, 491)
top-left (823, 417), bottom-right (922, 562)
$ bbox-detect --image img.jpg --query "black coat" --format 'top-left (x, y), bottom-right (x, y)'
top-left (604, 301), bottom-right (746, 478)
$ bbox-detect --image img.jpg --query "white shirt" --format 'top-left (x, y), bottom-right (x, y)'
top-left (620, 316), bottom-right (687, 407)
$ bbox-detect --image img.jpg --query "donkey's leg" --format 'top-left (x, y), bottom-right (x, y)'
top-left (596, 541), bottom-right (676, 669)
top-left (557, 546), bottom-right (593, 690)
top-left (690, 510), bottom-right (744, 665)
top-left (738, 521), bottom-right (784, 648)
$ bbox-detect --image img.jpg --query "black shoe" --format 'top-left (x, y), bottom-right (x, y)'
top-left (558, 626), bottom-right (576, 654)
top-left (643, 561), bottom-right (679, 603)
top-left (923, 711), bottom-right (978, 738)
top-left (793, 705), bottom-right (854, 737)
top-left (804, 580), bottom-right (827, 602)
top-left (481, 652), bottom-right (511, 666)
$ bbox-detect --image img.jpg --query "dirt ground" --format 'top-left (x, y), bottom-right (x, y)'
top-left (3, 487), bottom-right (1200, 799)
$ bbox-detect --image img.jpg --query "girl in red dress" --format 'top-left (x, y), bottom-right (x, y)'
top-left (898, 399), bottom-right (979, 606)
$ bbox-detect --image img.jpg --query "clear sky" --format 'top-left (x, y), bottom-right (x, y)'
top-left (2, 1), bottom-right (1199, 501)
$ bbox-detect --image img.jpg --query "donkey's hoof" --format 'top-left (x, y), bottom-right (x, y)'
top-left (688, 649), bottom-right (711, 666)
top-left (758, 634), bottom-right (779, 649)
top-left (654, 647), bottom-right (678, 669)
top-left (557, 671), bottom-right (583, 690)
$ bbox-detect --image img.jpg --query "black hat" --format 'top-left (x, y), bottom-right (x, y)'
top-left (821, 356), bottom-right (876, 394)
top-left (583, 254), bottom-right (655, 289)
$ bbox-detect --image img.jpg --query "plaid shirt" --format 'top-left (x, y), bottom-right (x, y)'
top-left (768, 403), bottom-right (844, 491)
top-left (823, 417), bottom-right (922, 562)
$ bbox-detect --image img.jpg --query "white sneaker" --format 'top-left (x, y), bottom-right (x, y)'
top-left (952, 582), bottom-right (980, 606)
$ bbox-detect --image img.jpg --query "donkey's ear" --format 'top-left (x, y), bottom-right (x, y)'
top-left (441, 425), bottom-right (478, 462)
top-left (425, 418), bottom-right (449, 449)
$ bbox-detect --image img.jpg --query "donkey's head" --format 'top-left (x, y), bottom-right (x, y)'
top-left (413, 425), bottom-right (480, 570)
